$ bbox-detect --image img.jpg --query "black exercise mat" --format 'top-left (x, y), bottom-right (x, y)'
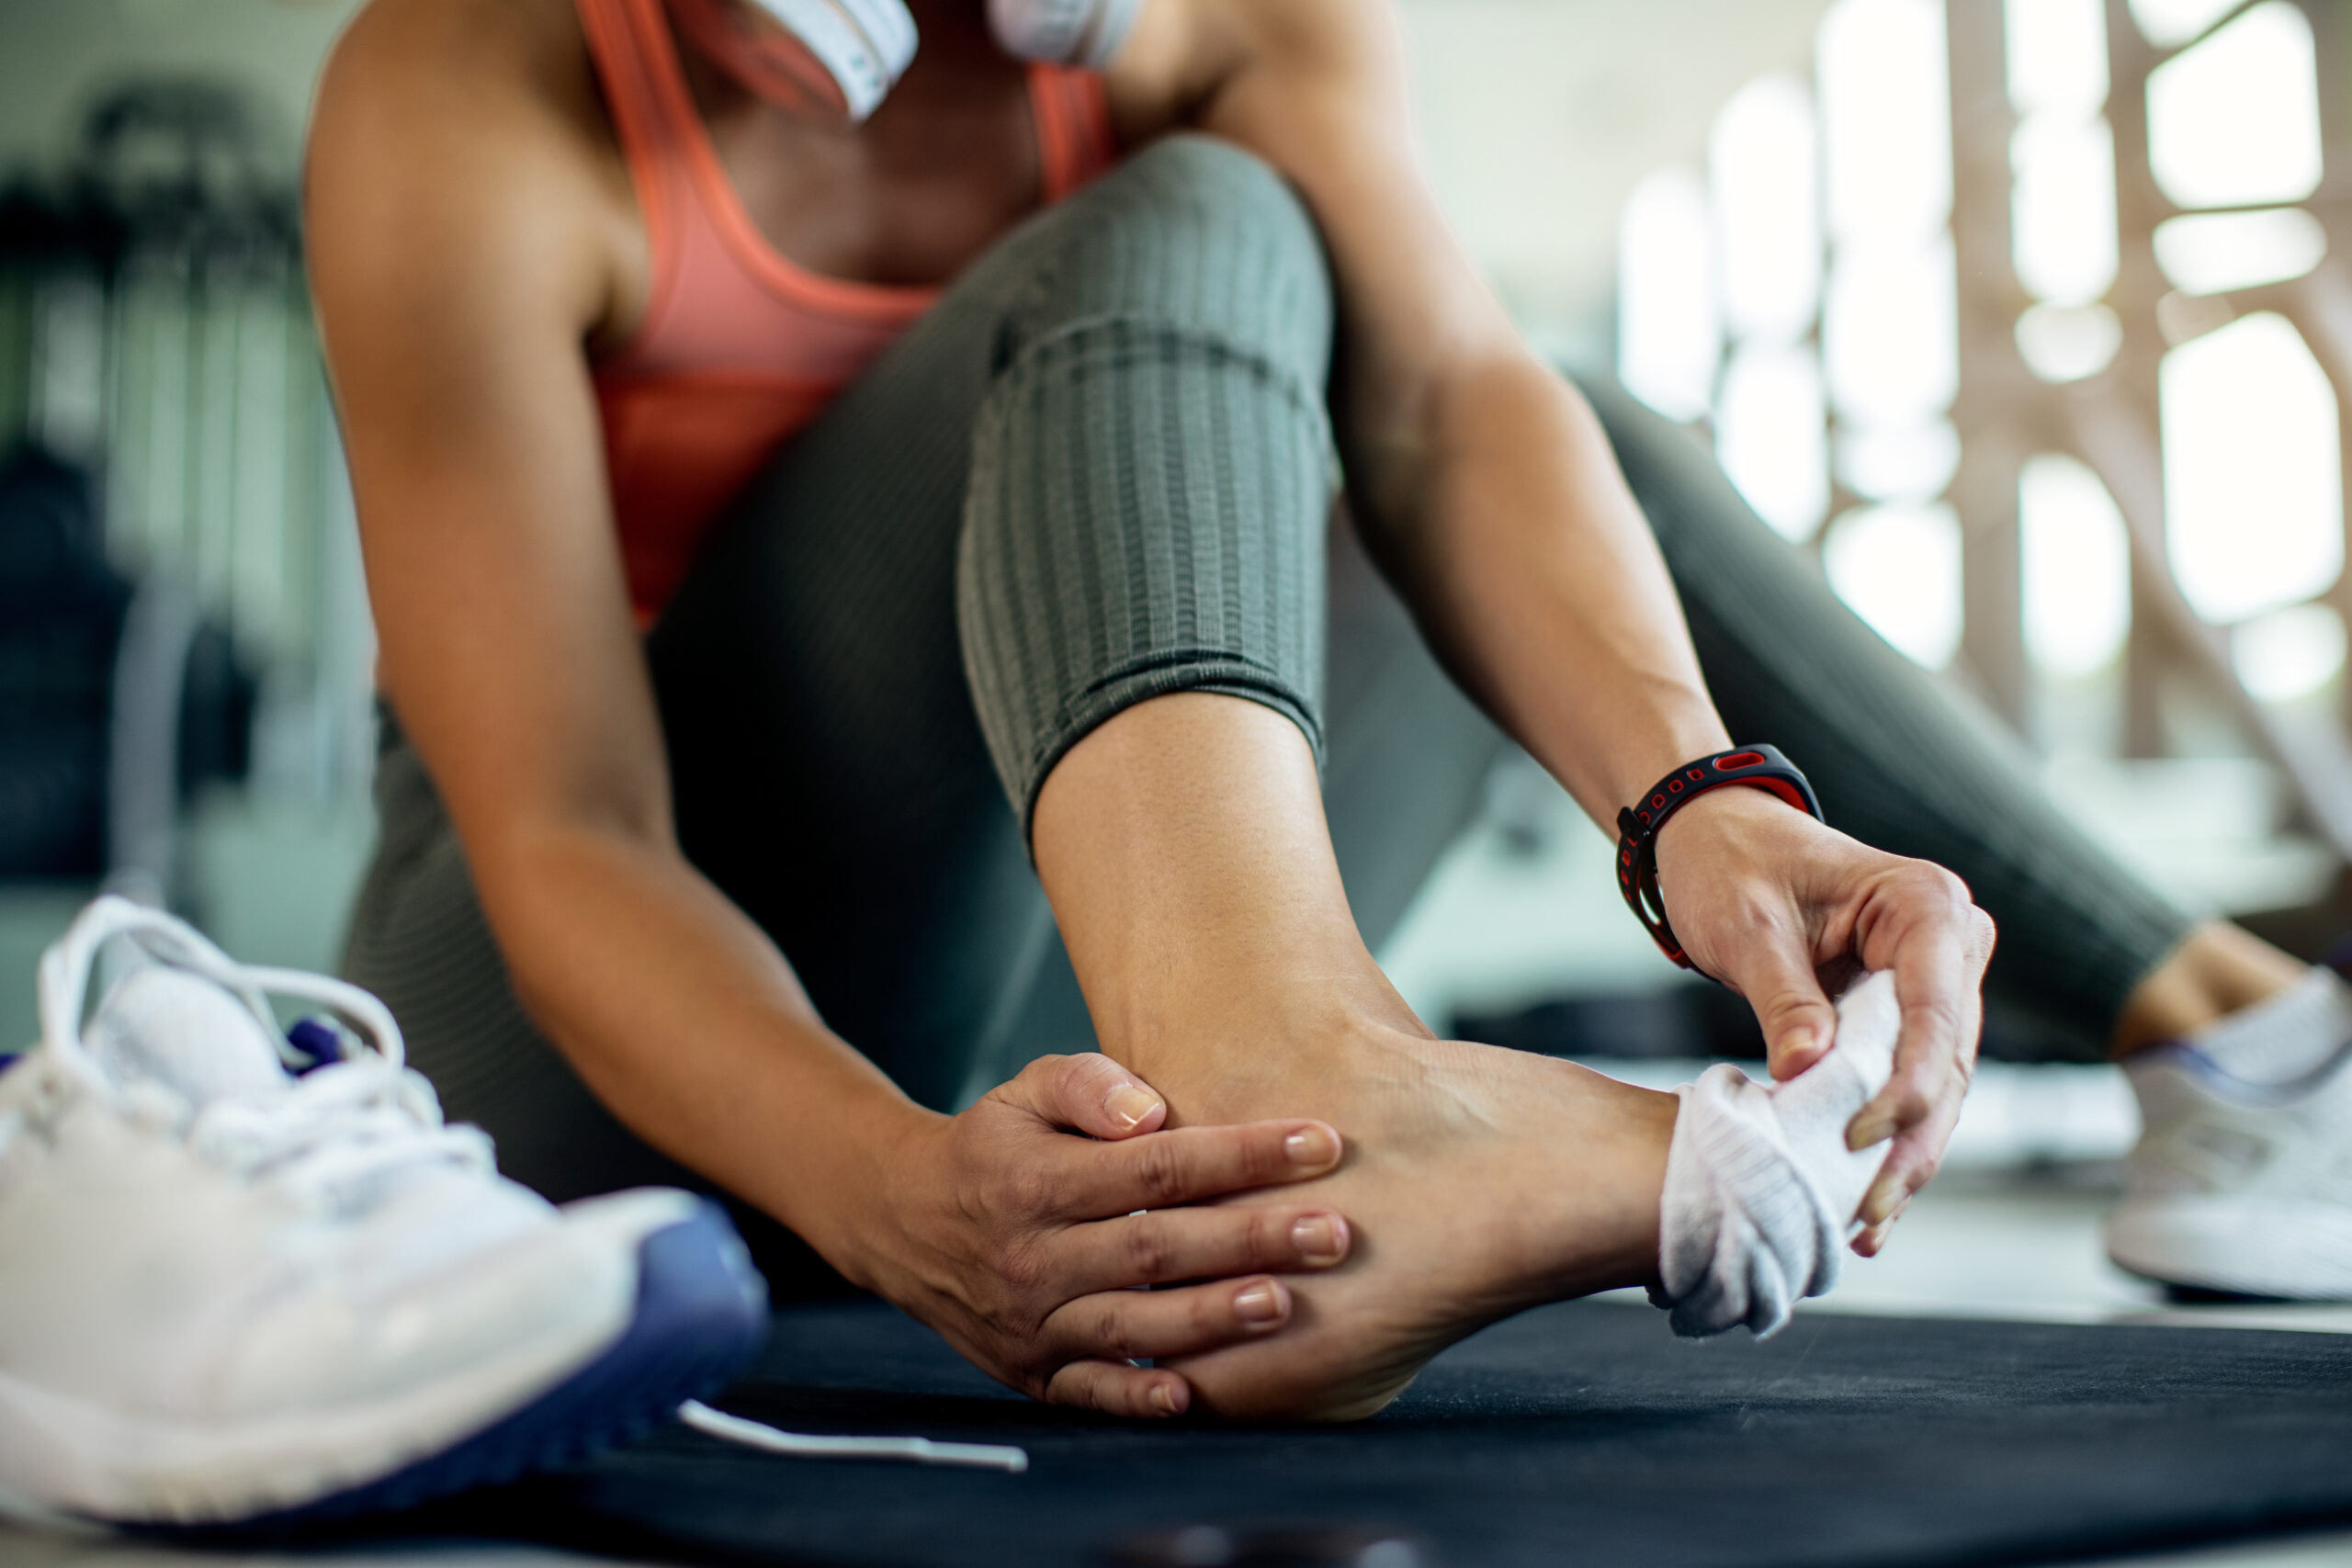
top-left (427, 1297), bottom-right (2352, 1568)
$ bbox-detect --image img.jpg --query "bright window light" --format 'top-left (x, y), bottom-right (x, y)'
top-left (2147, 3), bottom-right (2324, 211)
top-left (1619, 169), bottom-right (1720, 423)
top-left (2162, 312), bottom-right (2343, 624)
top-left (2154, 208), bottom-right (2328, 296)
top-left (1716, 342), bottom-right (1830, 541)
top-left (2233, 602), bottom-right (2347, 701)
top-left (2130, 0), bottom-right (2249, 48)
top-left (1823, 502), bottom-right (1964, 668)
top-left (1818, 0), bottom-right (1952, 246)
top-left (2007, 0), bottom-right (2108, 118)
top-left (1711, 73), bottom-right (1822, 345)
top-left (1825, 233), bottom-right (1959, 427)
top-left (1838, 419), bottom-right (1961, 502)
top-left (2021, 454), bottom-right (2132, 676)
top-left (2016, 302), bottom-right (2122, 381)
top-left (2010, 113), bottom-right (2119, 306)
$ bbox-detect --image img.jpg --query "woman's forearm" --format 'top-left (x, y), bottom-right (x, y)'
top-left (466, 819), bottom-right (931, 1281)
top-left (1351, 352), bottom-right (1731, 826)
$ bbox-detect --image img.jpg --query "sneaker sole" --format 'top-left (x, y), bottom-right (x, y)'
top-left (2109, 1197), bottom-right (2352, 1301)
top-left (204, 1200), bottom-right (768, 1532)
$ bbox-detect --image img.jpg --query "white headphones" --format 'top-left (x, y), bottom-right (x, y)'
top-left (985, 0), bottom-right (1147, 68)
top-left (737, 0), bottom-right (1145, 122)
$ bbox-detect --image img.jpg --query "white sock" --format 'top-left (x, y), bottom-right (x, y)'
top-left (2181, 967), bottom-right (2352, 1086)
top-left (1650, 970), bottom-right (1899, 1339)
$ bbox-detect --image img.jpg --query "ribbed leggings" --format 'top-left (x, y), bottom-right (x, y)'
top-left (344, 137), bottom-right (2193, 1276)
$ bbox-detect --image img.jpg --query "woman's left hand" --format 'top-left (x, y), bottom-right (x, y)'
top-left (1648, 784), bottom-right (1997, 1255)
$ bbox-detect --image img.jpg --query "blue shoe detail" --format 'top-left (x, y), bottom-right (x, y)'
top-left (165, 1200), bottom-right (768, 1534)
top-left (285, 1019), bottom-right (345, 1072)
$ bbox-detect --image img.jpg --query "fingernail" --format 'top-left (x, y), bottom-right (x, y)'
top-left (1847, 1116), bottom-right (1893, 1152)
top-left (1104, 1082), bottom-right (1162, 1131)
top-left (1284, 1124), bottom-right (1339, 1168)
top-left (1291, 1213), bottom-right (1345, 1265)
top-left (1150, 1381), bottom-right (1185, 1416)
top-left (1235, 1280), bottom-right (1284, 1324)
top-left (1860, 1179), bottom-right (1900, 1226)
top-left (1781, 1028), bottom-right (1816, 1062)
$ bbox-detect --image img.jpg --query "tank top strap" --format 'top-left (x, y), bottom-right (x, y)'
top-left (574, 0), bottom-right (707, 359)
top-left (1028, 63), bottom-right (1118, 201)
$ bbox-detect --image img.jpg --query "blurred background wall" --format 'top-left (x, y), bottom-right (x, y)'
top-left (0, 0), bottom-right (379, 1037)
top-left (1, 0), bottom-right (2346, 1091)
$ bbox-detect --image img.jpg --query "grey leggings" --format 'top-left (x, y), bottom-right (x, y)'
top-left (344, 138), bottom-right (2192, 1270)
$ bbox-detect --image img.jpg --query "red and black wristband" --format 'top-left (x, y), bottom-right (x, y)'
top-left (1615, 745), bottom-right (1822, 975)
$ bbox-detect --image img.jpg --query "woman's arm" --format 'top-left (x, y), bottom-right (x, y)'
top-left (1155, 0), bottom-right (1994, 1246)
top-left (304, 0), bottom-right (1353, 1413)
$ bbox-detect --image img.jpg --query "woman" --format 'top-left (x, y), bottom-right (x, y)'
top-left (306, 0), bottom-right (2324, 1423)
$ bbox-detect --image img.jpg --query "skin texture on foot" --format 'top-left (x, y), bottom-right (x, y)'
top-left (1151, 1027), bottom-right (1675, 1421)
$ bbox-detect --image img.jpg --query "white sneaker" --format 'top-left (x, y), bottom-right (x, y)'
top-left (2108, 1034), bottom-right (2352, 1299)
top-left (0, 897), bottom-right (767, 1528)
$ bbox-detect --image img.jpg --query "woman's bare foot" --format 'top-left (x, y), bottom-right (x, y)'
top-left (1147, 1025), bottom-right (1673, 1421)
top-left (1035, 694), bottom-right (1679, 1422)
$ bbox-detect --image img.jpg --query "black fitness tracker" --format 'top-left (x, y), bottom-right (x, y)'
top-left (1614, 745), bottom-right (1823, 975)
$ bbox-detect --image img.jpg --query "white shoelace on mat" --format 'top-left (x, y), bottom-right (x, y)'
top-left (677, 1400), bottom-right (1028, 1472)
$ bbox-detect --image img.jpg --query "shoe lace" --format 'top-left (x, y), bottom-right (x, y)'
top-left (189, 1056), bottom-right (494, 1203)
top-left (36, 896), bottom-right (485, 1200)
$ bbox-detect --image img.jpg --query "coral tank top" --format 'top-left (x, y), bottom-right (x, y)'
top-left (573, 0), bottom-right (1117, 623)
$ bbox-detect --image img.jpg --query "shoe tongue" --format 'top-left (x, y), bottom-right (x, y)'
top-left (83, 966), bottom-right (293, 1106)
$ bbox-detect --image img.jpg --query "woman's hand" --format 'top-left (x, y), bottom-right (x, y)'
top-left (852, 1051), bottom-right (1351, 1418)
top-left (1650, 785), bottom-right (1996, 1256)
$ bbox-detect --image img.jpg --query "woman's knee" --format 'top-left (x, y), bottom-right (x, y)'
top-left (1112, 133), bottom-right (1324, 263)
top-left (992, 134), bottom-right (1334, 379)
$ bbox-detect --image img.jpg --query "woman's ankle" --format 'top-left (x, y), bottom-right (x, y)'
top-left (1102, 999), bottom-right (1431, 1127)
top-left (1034, 692), bottom-right (1430, 1101)
top-left (2112, 922), bottom-right (2311, 1057)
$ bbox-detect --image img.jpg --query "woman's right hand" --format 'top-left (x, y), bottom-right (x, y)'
top-left (854, 1051), bottom-right (1351, 1418)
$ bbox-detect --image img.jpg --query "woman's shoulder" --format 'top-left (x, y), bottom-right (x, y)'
top-left (308, 0), bottom-right (634, 325)
top-left (311, 0), bottom-right (617, 209)
top-left (307, 0), bottom-right (645, 377)
top-left (321, 0), bottom-right (579, 114)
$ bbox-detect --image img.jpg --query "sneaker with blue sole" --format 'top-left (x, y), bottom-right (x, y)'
top-left (0, 896), bottom-right (768, 1528)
